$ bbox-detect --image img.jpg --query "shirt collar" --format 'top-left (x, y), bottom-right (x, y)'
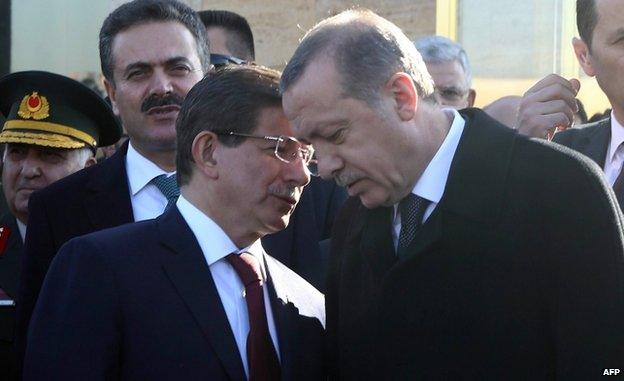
top-left (125, 141), bottom-right (175, 196)
top-left (16, 218), bottom-right (26, 241)
top-left (608, 111), bottom-right (624, 164)
top-left (411, 108), bottom-right (465, 203)
top-left (176, 194), bottom-right (264, 266)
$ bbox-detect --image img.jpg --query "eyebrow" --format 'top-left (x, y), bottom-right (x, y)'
top-left (122, 56), bottom-right (195, 75)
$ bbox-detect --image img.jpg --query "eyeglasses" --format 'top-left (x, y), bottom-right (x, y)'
top-left (216, 131), bottom-right (318, 176)
top-left (210, 54), bottom-right (248, 68)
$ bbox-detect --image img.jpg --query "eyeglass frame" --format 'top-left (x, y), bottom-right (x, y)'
top-left (210, 54), bottom-right (248, 68)
top-left (215, 131), bottom-right (318, 174)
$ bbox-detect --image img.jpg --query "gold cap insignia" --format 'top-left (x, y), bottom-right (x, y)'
top-left (18, 92), bottom-right (50, 120)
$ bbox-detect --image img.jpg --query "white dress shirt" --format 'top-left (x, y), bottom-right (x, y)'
top-left (392, 108), bottom-right (465, 249)
top-left (125, 142), bottom-right (175, 221)
top-left (176, 195), bottom-right (280, 378)
top-left (16, 218), bottom-right (26, 242)
top-left (603, 111), bottom-right (624, 186)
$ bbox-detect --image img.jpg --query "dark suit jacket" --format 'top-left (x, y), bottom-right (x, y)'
top-left (24, 206), bottom-right (326, 380)
top-left (327, 109), bottom-right (624, 380)
top-left (17, 141), bottom-right (344, 368)
top-left (552, 118), bottom-right (622, 201)
top-left (0, 213), bottom-right (22, 377)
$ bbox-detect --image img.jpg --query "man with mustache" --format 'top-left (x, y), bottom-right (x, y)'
top-left (0, 70), bottom-right (120, 378)
top-left (198, 9), bottom-right (347, 291)
top-left (25, 65), bottom-right (326, 381)
top-left (15, 0), bottom-right (210, 369)
top-left (281, 9), bottom-right (624, 379)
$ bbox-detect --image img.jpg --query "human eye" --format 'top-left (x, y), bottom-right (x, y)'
top-left (169, 63), bottom-right (192, 76)
top-left (439, 88), bottom-right (462, 100)
top-left (41, 150), bottom-right (64, 163)
top-left (326, 128), bottom-right (346, 143)
top-left (126, 68), bottom-right (148, 80)
top-left (7, 146), bottom-right (26, 159)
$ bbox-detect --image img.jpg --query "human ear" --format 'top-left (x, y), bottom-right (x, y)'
top-left (191, 131), bottom-right (219, 179)
top-left (573, 37), bottom-right (595, 77)
top-left (385, 73), bottom-right (418, 121)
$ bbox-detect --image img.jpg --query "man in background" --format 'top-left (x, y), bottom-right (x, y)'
top-left (198, 9), bottom-right (254, 65)
top-left (517, 0), bottom-right (624, 208)
top-left (415, 35), bottom-right (476, 109)
top-left (16, 0), bottom-right (210, 369)
top-left (0, 70), bottom-right (119, 378)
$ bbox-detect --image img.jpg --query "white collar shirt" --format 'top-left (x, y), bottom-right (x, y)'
top-left (125, 141), bottom-right (175, 221)
top-left (392, 108), bottom-right (465, 249)
top-left (176, 195), bottom-right (280, 378)
top-left (603, 111), bottom-right (624, 186)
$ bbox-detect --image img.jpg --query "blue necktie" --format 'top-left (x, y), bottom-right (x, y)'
top-left (397, 194), bottom-right (430, 258)
top-left (151, 174), bottom-right (180, 210)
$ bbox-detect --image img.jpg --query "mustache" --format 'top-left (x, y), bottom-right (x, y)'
top-left (140, 93), bottom-right (184, 113)
top-left (334, 171), bottom-right (362, 188)
top-left (268, 185), bottom-right (300, 201)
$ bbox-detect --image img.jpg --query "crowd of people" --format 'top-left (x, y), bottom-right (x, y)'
top-left (0, 0), bottom-right (622, 379)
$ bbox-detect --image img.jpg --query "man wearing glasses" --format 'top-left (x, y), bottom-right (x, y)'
top-left (198, 9), bottom-right (347, 291)
top-left (414, 35), bottom-right (476, 110)
top-left (24, 65), bottom-right (326, 380)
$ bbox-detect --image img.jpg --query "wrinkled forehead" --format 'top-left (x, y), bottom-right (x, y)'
top-left (282, 58), bottom-right (346, 138)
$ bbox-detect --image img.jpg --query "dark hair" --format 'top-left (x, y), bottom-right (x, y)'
top-left (176, 65), bottom-right (281, 185)
top-left (198, 10), bottom-right (255, 61)
top-left (99, 0), bottom-right (210, 84)
top-left (281, 9), bottom-right (434, 106)
top-left (577, 0), bottom-right (598, 49)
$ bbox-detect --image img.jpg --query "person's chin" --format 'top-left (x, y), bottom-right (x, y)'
top-left (263, 214), bottom-right (290, 234)
top-left (357, 187), bottom-right (390, 209)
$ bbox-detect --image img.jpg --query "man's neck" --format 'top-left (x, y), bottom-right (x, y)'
top-left (611, 106), bottom-right (624, 128)
top-left (129, 141), bottom-right (176, 172)
top-left (181, 186), bottom-right (261, 249)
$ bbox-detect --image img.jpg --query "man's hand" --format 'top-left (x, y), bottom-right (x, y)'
top-left (516, 74), bottom-right (581, 139)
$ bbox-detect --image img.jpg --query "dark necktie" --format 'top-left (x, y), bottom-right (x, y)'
top-left (151, 174), bottom-right (180, 209)
top-left (227, 253), bottom-right (281, 381)
top-left (397, 194), bottom-right (430, 258)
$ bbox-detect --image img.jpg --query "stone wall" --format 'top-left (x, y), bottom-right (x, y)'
top-left (199, 0), bottom-right (436, 69)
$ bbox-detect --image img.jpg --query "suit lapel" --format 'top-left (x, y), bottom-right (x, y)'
top-left (395, 109), bottom-right (515, 265)
top-left (579, 118), bottom-right (611, 168)
top-left (263, 254), bottom-right (295, 379)
top-left (158, 208), bottom-right (246, 381)
top-left (85, 141), bottom-right (134, 229)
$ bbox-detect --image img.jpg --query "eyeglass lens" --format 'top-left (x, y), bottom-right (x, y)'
top-left (275, 137), bottom-right (318, 176)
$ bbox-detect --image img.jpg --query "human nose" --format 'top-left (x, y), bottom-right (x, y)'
top-left (20, 154), bottom-right (42, 179)
top-left (282, 155), bottom-right (311, 188)
top-left (149, 69), bottom-right (174, 95)
top-left (315, 149), bottom-right (344, 180)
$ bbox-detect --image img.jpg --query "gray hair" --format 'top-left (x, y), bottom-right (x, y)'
top-left (280, 9), bottom-right (434, 106)
top-left (414, 35), bottom-right (472, 87)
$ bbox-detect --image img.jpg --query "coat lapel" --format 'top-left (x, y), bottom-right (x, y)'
top-left (578, 118), bottom-right (611, 168)
top-left (84, 141), bottom-right (134, 229)
top-left (395, 109), bottom-right (515, 265)
top-left (264, 255), bottom-right (294, 380)
top-left (360, 206), bottom-right (396, 280)
top-left (158, 208), bottom-right (246, 381)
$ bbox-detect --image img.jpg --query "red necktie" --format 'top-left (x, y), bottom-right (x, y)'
top-left (227, 253), bottom-right (281, 381)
